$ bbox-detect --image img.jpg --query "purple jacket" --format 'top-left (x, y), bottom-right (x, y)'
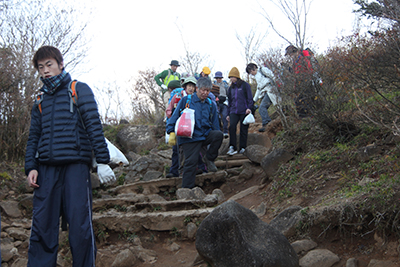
top-left (227, 80), bottom-right (254, 115)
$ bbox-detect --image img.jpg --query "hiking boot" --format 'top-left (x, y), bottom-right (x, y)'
top-left (258, 124), bottom-right (267, 132)
top-left (238, 148), bottom-right (245, 154)
top-left (166, 173), bottom-right (176, 178)
top-left (196, 168), bottom-right (204, 175)
top-left (203, 156), bottom-right (218, 172)
top-left (227, 146), bottom-right (237, 156)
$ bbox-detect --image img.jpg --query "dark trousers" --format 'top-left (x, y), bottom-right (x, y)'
top-left (0, 211), bottom-right (1, 263)
top-left (169, 145), bottom-right (180, 176)
top-left (181, 130), bottom-right (223, 188)
top-left (28, 163), bottom-right (96, 267)
top-left (178, 146), bottom-right (207, 175)
top-left (219, 103), bottom-right (229, 133)
top-left (229, 113), bottom-right (249, 150)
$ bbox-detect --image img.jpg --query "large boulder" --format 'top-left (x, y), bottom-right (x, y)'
top-left (247, 133), bottom-right (272, 148)
top-left (195, 200), bottom-right (298, 267)
top-left (116, 125), bottom-right (162, 154)
top-left (269, 206), bottom-right (303, 237)
top-left (244, 144), bottom-right (270, 164)
top-left (261, 148), bottom-right (293, 177)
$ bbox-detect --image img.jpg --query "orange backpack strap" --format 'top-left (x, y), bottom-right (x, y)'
top-left (35, 92), bottom-right (44, 113)
top-left (68, 80), bottom-right (78, 113)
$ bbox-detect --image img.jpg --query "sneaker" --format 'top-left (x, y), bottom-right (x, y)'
top-left (227, 146), bottom-right (237, 156)
top-left (166, 173), bottom-right (177, 178)
top-left (223, 133), bottom-right (229, 139)
top-left (203, 156), bottom-right (218, 172)
top-left (238, 148), bottom-right (245, 154)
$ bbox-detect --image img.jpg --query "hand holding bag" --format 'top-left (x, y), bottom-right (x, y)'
top-left (243, 113), bottom-right (255, 125)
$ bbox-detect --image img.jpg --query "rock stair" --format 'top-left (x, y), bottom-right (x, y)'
top-left (92, 155), bottom-right (252, 237)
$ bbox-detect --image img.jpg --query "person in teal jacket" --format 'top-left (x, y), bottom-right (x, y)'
top-left (166, 77), bottom-right (223, 188)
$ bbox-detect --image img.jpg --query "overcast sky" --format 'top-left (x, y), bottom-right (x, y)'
top-left (73, 0), bottom-right (360, 87)
top-left (68, 0), bottom-right (361, 119)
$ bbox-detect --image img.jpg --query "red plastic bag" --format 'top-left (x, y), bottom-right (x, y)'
top-left (175, 108), bottom-right (195, 138)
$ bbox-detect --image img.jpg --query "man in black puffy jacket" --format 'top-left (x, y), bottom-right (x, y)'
top-left (25, 46), bottom-right (110, 267)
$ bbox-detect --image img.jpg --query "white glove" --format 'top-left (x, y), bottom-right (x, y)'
top-left (161, 84), bottom-right (168, 90)
top-left (97, 164), bottom-right (116, 184)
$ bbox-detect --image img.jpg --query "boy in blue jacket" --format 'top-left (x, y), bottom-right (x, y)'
top-left (25, 46), bottom-right (111, 266)
top-left (166, 77), bottom-right (223, 189)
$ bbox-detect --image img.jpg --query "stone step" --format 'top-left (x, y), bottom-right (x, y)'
top-left (93, 197), bottom-right (218, 213)
top-left (217, 154), bottom-right (248, 161)
top-left (93, 208), bottom-right (214, 233)
top-left (215, 159), bottom-right (251, 169)
top-left (93, 194), bottom-right (164, 211)
top-left (110, 170), bottom-right (228, 195)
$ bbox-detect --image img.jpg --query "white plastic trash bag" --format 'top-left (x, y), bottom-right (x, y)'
top-left (105, 138), bottom-right (129, 166)
top-left (92, 138), bottom-right (129, 183)
top-left (243, 113), bottom-right (255, 125)
top-left (175, 108), bottom-right (195, 138)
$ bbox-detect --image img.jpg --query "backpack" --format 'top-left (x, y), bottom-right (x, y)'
top-left (294, 50), bottom-right (314, 75)
top-left (36, 80), bottom-right (78, 113)
top-left (259, 67), bottom-right (277, 88)
top-left (168, 88), bottom-right (184, 105)
top-left (35, 80), bottom-right (87, 130)
top-left (169, 88), bottom-right (186, 115)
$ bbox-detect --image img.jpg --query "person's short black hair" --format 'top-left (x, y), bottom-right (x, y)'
top-left (246, 63), bottom-right (258, 74)
top-left (285, 45), bottom-right (298, 56)
top-left (32, 46), bottom-right (64, 70)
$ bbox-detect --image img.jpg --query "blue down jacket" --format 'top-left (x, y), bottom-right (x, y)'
top-left (166, 92), bottom-right (220, 145)
top-left (25, 73), bottom-right (109, 175)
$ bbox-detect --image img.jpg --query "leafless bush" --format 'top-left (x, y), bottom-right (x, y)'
top-left (130, 69), bottom-right (163, 125)
top-left (323, 31), bottom-right (400, 136)
top-left (0, 0), bottom-right (91, 162)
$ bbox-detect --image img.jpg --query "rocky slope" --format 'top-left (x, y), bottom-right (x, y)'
top-left (1, 118), bottom-right (400, 267)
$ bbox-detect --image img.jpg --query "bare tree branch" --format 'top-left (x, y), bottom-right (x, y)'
top-left (259, 0), bottom-right (312, 49)
top-left (236, 27), bottom-right (267, 65)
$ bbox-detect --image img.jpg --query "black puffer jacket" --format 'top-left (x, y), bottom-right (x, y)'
top-left (25, 73), bottom-right (109, 175)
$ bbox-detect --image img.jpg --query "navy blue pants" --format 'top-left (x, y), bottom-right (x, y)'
top-left (181, 130), bottom-right (223, 188)
top-left (0, 211), bottom-right (1, 263)
top-left (169, 145), bottom-right (180, 177)
top-left (28, 163), bottom-right (96, 267)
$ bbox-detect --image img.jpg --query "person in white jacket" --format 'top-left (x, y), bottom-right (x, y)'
top-left (246, 63), bottom-right (279, 132)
